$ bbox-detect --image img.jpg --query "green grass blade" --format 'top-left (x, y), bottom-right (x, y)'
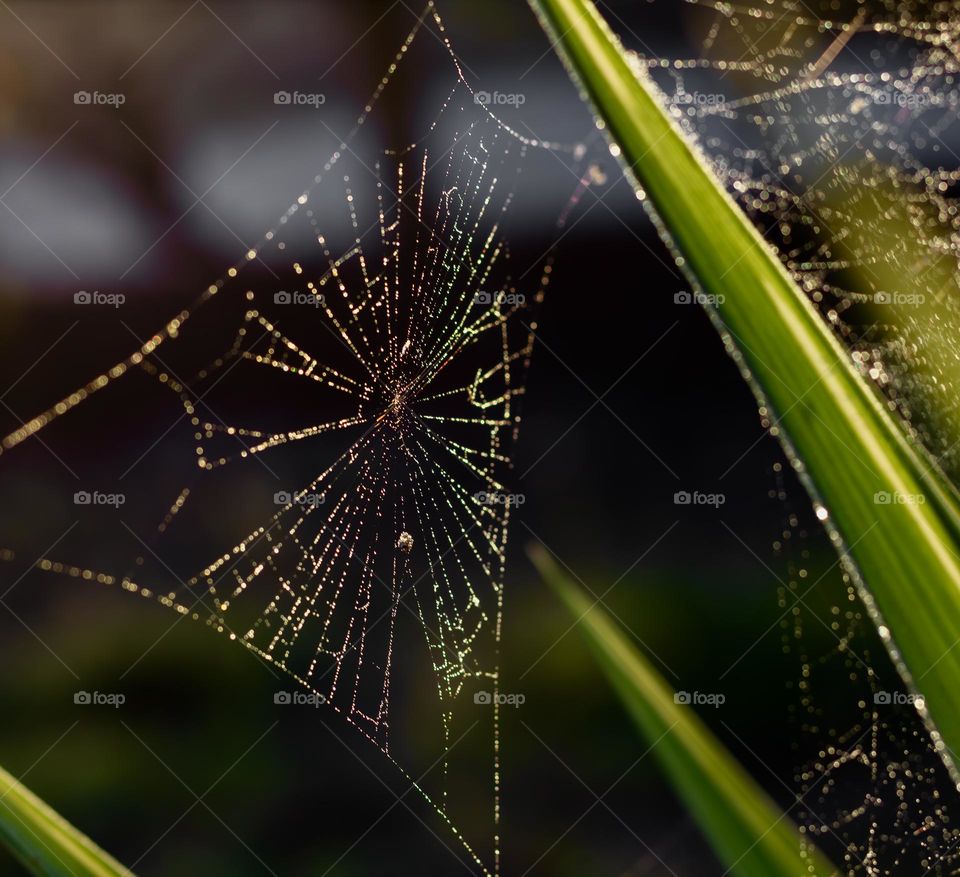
top-left (528, 0), bottom-right (960, 776)
top-left (0, 764), bottom-right (134, 877)
top-left (529, 545), bottom-right (839, 876)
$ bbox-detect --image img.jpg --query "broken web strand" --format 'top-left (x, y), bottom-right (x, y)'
top-left (0, 4), bottom-right (597, 875)
top-left (636, 0), bottom-right (960, 484)
top-left (769, 459), bottom-right (960, 874)
top-left (617, 1), bottom-right (960, 872)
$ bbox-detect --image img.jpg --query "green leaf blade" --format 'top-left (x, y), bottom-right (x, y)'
top-left (528, 0), bottom-right (960, 777)
top-left (0, 764), bottom-right (134, 877)
top-left (529, 545), bottom-right (839, 877)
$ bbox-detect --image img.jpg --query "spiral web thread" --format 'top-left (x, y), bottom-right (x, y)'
top-left (0, 5), bottom-right (587, 873)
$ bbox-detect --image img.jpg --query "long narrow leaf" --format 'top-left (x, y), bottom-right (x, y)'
top-left (529, 545), bottom-right (838, 876)
top-left (0, 764), bottom-right (133, 877)
top-left (528, 0), bottom-right (960, 776)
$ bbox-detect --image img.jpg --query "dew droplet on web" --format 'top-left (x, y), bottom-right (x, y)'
top-left (647, 2), bottom-right (960, 867)
top-left (0, 7), bottom-right (572, 871)
top-left (587, 163), bottom-right (608, 185)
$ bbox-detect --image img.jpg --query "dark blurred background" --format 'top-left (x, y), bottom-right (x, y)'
top-left (0, 2), bottom-right (924, 875)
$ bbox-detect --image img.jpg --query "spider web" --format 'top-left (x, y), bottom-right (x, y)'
top-left (770, 458), bottom-right (960, 875)
top-left (0, 5), bottom-right (589, 874)
top-left (622, 1), bottom-right (960, 872)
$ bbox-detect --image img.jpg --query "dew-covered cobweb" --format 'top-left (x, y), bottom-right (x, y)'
top-left (0, 5), bottom-right (592, 873)
top-left (9, 0), bottom-right (960, 872)
top-left (625, 0), bottom-right (960, 872)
